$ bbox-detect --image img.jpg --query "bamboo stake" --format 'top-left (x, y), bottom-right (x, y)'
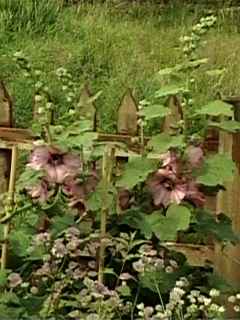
top-left (98, 145), bottom-right (115, 284)
top-left (1, 146), bottom-right (18, 270)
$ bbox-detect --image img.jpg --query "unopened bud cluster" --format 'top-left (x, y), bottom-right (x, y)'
top-left (56, 67), bottom-right (77, 104)
top-left (180, 15), bottom-right (217, 58)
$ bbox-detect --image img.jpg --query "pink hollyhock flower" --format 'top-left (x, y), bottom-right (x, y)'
top-left (147, 149), bottom-right (205, 208)
top-left (63, 171), bottom-right (99, 213)
top-left (159, 151), bottom-right (179, 174)
top-left (184, 181), bottom-right (205, 207)
top-left (147, 168), bottom-right (186, 207)
top-left (27, 146), bottom-right (50, 170)
top-left (118, 189), bottom-right (132, 210)
top-left (28, 146), bottom-right (82, 184)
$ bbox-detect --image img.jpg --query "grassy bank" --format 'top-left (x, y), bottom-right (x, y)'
top-left (0, 2), bottom-right (240, 131)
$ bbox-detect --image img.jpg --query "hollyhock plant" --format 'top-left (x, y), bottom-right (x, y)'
top-left (147, 146), bottom-right (205, 208)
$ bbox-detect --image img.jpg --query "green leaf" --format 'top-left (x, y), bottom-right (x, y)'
top-left (116, 158), bottom-right (158, 189)
top-left (51, 215), bottom-right (75, 236)
top-left (139, 270), bottom-right (179, 294)
top-left (0, 270), bottom-right (8, 287)
top-left (140, 104), bottom-right (170, 120)
top-left (87, 181), bottom-right (115, 212)
top-left (155, 85), bottom-right (188, 98)
top-left (17, 167), bottom-right (43, 191)
top-left (148, 205), bottom-right (191, 241)
top-left (193, 210), bottom-right (239, 244)
top-left (197, 100), bottom-right (233, 117)
top-left (158, 59), bottom-right (208, 77)
top-left (196, 154), bottom-right (236, 187)
top-left (147, 133), bottom-right (185, 154)
top-left (206, 68), bottom-right (226, 77)
top-left (209, 120), bottom-right (240, 133)
top-left (0, 304), bottom-right (23, 320)
top-left (117, 284), bottom-right (131, 296)
top-left (9, 230), bottom-right (32, 257)
top-left (120, 209), bottom-right (153, 239)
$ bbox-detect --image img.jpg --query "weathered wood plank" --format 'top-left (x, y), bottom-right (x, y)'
top-left (164, 243), bottom-right (214, 267)
top-left (214, 99), bottom-right (240, 292)
top-left (0, 82), bottom-right (13, 212)
top-left (117, 89), bottom-right (138, 136)
top-left (162, 95), bottom-right (183, 133)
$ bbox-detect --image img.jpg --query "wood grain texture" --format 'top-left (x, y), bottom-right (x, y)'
top-left (117, 89), bottom-right (138, 136)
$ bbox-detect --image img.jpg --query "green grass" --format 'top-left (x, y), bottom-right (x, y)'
top-left (0, 2), bottom-right (240, 132)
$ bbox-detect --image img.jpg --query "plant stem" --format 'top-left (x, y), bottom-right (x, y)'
top-left (1, 146), bottom-right (18, 270)
top-left (98, 145), bottom-right (115, 284)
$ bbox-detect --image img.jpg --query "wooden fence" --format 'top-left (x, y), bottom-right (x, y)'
top-left (0, 81), bottom-right (240, 290)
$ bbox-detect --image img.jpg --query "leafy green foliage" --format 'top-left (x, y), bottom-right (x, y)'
top-left (196, 100), bottom-right (233, 117)
top-left (155, 85), bottom-right (188, 98)
top-left (140, 269), bottom-right (180, 294)
top-left (196, 154), bottom-right (236, 187)
top-left (120, 209), bottom-right (153, 239)
top-left (9, 230), bottom-right (32, 258)
top-left (139, 104), bottom-right (170, 121)
top-left (147, 133), bottom-right (185, 154)
top-left (121, 205), bottom-right (191, 241)
top-left (209, 120), bottom-right (240, 133)
top-left (193, 210), bottom-right (239, 244)
top-left (17, 167), bottom-right (43, 191)
top-left (116, 157), bottom-right (158, 189)
top-left (148, 205), bottom-right (191, 241)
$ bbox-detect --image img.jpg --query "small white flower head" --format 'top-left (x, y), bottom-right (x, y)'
top-left (137, 303), bottom-right (144, 310)
top-left (203, 297), bottom-right (211, 306)
top-left (67, 96), bottom-right (72, 102)
top-left (68, 91), bottom-right (75, 97)
top-left (209, 288), bottom-right (220, 297)
top-left (35, 94), bottom-right (43, 102)
top-left (218, 306), bottom-right (225, 313)
top-left (169, 259), bottom-right (178, 268)
top-left (34, 70), bottom-right (42, 76)
top-left (13, 51), bottom-right (24, 59)
top-left (236, 293), bottom-right (240, 299)
top-left (46, 102), bottom-right (53, 110)
top-left (165, 266), bottom-right (174, 273)
top-left (56, 67), bottom-right (67, 77)
top-left (189, 296), bottom-right (196, 304)
top-left (228, 295), bottom-right (236, 303)
top-left (68, 109), bottom-right (76, 115)
top-left (23, 71), bottom-right (30, 77)
top-left (35, 81), bottom-right (43, 89)
top-left (38, 107), bottom-right (44, 115)
top-left (30, 286), bottom-right (39, 294)
top-left (234, 305), bottom-right (240, 312)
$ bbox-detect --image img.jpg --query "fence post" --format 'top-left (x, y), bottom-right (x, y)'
top-left (0, 82), bottom-right (13, 212)
top-left (214, 98), bottom-right (240, 291)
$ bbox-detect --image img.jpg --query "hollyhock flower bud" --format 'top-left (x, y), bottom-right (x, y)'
top-left (186, 145), bottom-right (204, 168)
top-left (8, 273), bottom-right (22, 288)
